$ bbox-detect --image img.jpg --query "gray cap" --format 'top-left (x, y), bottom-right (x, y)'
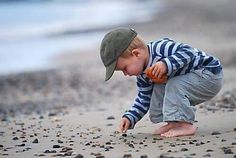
top-left (100, 28), bottom-right (137, 81)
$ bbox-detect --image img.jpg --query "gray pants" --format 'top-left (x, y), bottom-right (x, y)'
top-left (149, 68), bottom-right (223, 124)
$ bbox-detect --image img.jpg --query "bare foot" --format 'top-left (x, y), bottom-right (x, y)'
top-left (153, 122), bottom-right (177, 135)
top-left (161, 122), bottom-right (197, 137)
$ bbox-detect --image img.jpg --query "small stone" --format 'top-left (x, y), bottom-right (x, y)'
top-left (140, 155), bottom-right (148, 158)
top-left (203, 153), bottom-right (211, 157)
top-left (44, 150), bottom-right (51, 153)
top-left (206, 149), bottom-right (213, 152)
top-left (32, 139), bottom-right (38, 143)
top-left (74, 154), bottom-right (84, 158)
top-left (12, 137), bottom-right (19, 140)
top-left (106, 116), bottom-right (115, 120)
top-left (211, 131), bottom-right (221, 135)
top-left (223, 148), bottom-right (233, 154)
top-left (53, 145), bottom-right (60, 148)
top-left (232, 142), bottom-right (236, 145)
top-left (122, 133), bottom-right (127, 137)
top-left (181, 148), bottom-right (188, 151)
top-left (128, 143), bottom-right (135, 148)
top-left (58, 140), bottom-right (63, 143)
top-left (16, 144), bottom-right (25, 147)
top-left (123, 154), bottom-right (132, 158)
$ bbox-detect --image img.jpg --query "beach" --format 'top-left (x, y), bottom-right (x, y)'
top-left (1, 0), bottom-right (236, 157)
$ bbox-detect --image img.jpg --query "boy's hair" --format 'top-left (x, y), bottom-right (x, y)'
top-left (121, 36), bottom-right (146, 58)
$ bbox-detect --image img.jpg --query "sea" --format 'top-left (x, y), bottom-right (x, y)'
top-left (0, 0), bottom-right (162, 75)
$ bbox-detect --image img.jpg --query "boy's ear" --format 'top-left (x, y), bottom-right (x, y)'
top-left (131, 49), bottom-right (141, 57)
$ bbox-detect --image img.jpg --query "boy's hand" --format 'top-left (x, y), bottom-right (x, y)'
top-left (145, 61), bottom-right (168, 83)
top-left (119, 117), bottom-right (130, 133)
top-left (151, 61), bottom-right (167, 78)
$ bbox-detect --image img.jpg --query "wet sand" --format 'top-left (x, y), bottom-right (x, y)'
top-left (1, 0), bottom-right (236, 157)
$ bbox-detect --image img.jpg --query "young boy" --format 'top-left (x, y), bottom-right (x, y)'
top-left (100, 28), bottom-right (223, 137)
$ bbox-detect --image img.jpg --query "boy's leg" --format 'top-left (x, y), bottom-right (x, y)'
top-left (149, 84), bottom-right (177, 135)
top-left (149, 84), bottom-right (165, 124)
top-left (161, 69), bottom-right (223, 137)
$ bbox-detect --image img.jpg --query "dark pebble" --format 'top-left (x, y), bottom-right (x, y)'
top-left (122, 133), bottom-right (127, 137)
top-left (206, 149), bottom-right (213, 152)
top-left (223, 148), bottom-right (233, 154)
top-left (128, 143), bottom-right (135, 148)
top-left (106, 116), bottom-right (115, 120)
top-left (96, 156), bottom-right (105, 158)
top-left (44, 150), bottom-right (51, 153)
top-left (48, 113), bottom-right (57, 117)
top-left (32, 139), bottom-right (38, 143)
top-left (0, 145), bottom-right (3, 148)
top-left (74, 154), bottom-right (84, 158)
top-left (123, 154), bottom-right (132, 158)
top-left (203, 153), bottom-right (211, 157)
top-left (211, 131), bottom-right (221, 135)
top-left (140, 155), bottom-right (148, 158)
top-left (58, 140), bottom-right (63, 143)
top-left (53, 145), bottom-right (60, 148)
top-left (232, 142), bottom-right (236, 145)
top-left (16, 144), bottom-right (25, 147)
top-left (13, 137), bottom-right (19, 140)
top-left (181, 148), bottom-right (188, 151)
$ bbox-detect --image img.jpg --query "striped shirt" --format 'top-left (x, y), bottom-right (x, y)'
top-left (123, 38), bottom-right (222, 129)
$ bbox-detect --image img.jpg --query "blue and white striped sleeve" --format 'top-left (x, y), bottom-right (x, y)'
top-left (123, 76), bottom-right (153, 129)
top-left (160, 40), bottom-right (195, 76)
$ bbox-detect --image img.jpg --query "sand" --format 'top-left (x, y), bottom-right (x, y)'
top-left (1, 0), bottom-right (236, 157)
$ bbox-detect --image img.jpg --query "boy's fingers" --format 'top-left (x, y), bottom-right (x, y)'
top-left (124, 122), bottom-right (129, 133)
top-left (119, 122), bottom-right (125, 133)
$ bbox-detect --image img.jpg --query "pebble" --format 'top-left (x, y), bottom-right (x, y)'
top-left (32, 139), bottom-right (39, 143)
top-left (181, 148), bottom-right (188, 151)
top-left (57, 139), bottom-right (63, 143)
top-left (123, 154), bottom-right (132, 158)
top-left (122, 133), bottom-right (127, 137)
top-left (53, 145), bottom-right (61, 148)
top-left (140, 155), bottom-right (148, 158)
top-left (12, 137), bottom-right (19, 140)
top-left (74, 154), bottom-right (84, 158)
top-left (106, 116), bottom-right (115, 120)
top-left (211, 131), bottom-right (221, 135)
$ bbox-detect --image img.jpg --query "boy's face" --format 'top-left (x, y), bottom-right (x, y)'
top-left (115, 49), bottom-right (147, 76)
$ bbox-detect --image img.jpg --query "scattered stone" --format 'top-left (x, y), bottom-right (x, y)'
top-left (12, 137), bottom-right (19, 140)
top-left (106, 116), bottom-right (115, 120)
top-left (211, 131), bottom-right (221, 135)
top-left (74, 154), bottom-right (84, 158)
top-left (206, 149), bottom-right (213, 152)
top-left (48, 113), bottom-right (57, 117)
top-left (203, 153), bottom-right (211, 157)
top-left (181, 148), bottom-right (188, 151)
top-left (16, 144), bottom-right (25, 147)
top-left (58, 139), bottom-right (63, 143)
top-left (0, 145), bottom-right (3, 148)
top-left (53, 145), bottom-right (60, 148)
top-left (32, 139), bottom-right (38, 143)
top-left (232, 142), bottom-right (236, 145)
top-left (128, 143), bottom-right (135, 148)
top-left (222, 147), bottom-right (233, 154)
top-left (123, 154), bottom-right (132, 158)
top-left (122, 133), bottom-right (127, 137)
top-left (140, 155), bottom-right (148, 158)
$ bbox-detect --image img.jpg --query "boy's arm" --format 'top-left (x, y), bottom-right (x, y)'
top-left (156, 39), bottom-right (195, 76)
top-left (122, 76), bottom-right (153, 129)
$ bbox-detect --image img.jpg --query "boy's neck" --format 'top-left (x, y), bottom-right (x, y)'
top-left (143, 45), bottom-right (150, 71)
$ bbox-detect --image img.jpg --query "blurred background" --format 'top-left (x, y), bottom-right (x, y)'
top-left (0, 0), bottom-right (161, 74)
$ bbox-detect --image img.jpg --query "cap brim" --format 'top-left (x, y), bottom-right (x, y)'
top-left (105, 60), bottom-right (117, 81)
